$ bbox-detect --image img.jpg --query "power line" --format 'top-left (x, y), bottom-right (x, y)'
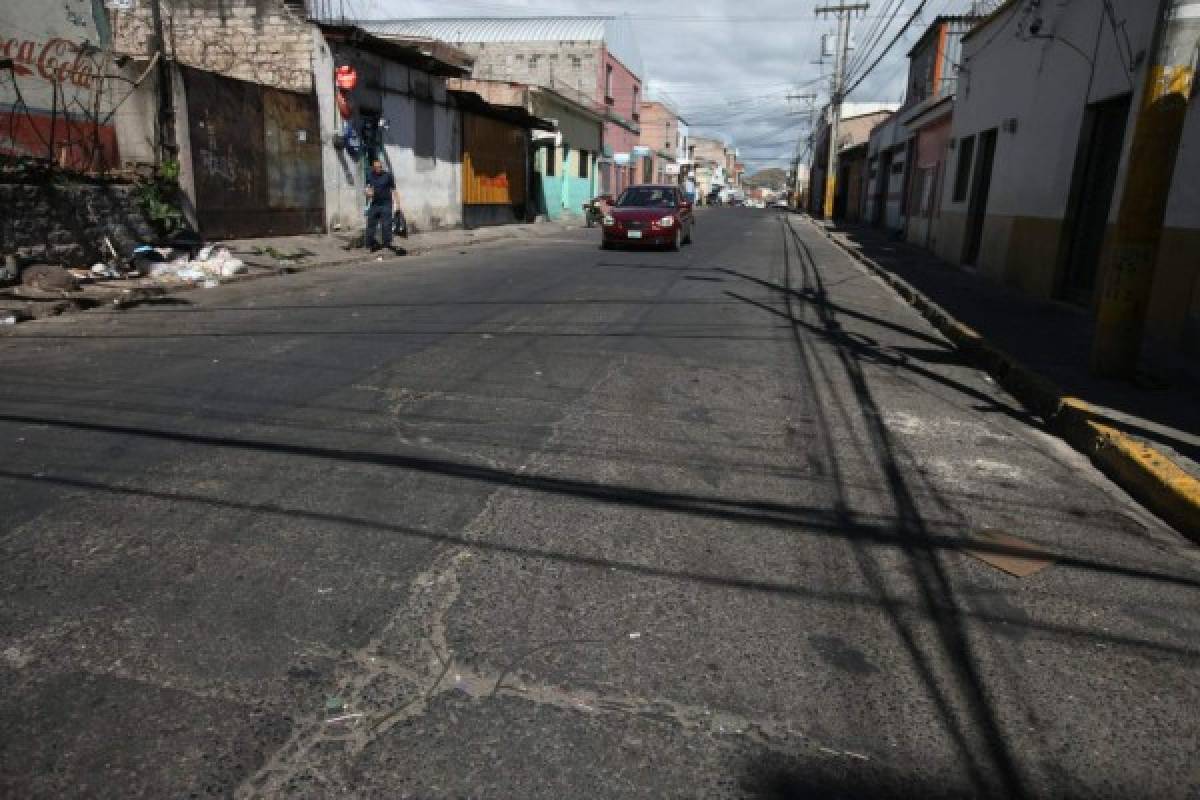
top-left (844, 0), bottom-right (927, 97)
top-left (846, 0), bottom-right (904, 79)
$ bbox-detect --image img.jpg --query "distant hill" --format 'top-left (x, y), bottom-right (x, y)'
top-left (743, 168), bottom-right (788, 190)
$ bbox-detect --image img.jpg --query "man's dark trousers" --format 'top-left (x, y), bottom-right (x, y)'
top-left (366, 204), bottom-right (393, 250)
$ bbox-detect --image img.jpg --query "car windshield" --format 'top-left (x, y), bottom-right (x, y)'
top-left (616, 188), bottom-right (676, 208)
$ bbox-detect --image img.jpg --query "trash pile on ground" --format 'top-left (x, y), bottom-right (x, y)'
top-left (0, 229), bottom-right (261, 324)
top-left (2, 231), bottom-right (249, 292)
top-left (130, 244), bottom-right (247, 282)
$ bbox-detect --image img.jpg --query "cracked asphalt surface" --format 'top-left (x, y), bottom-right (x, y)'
top-left (1, 209), bottom-right (1198, 798)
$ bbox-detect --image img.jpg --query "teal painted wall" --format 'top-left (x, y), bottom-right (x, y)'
top-left (564, 177), bottom-right (592, 219)
top-left (537, 148), bottom-right (594, 221)
top-left (540, 175), bottom-right (566, 220)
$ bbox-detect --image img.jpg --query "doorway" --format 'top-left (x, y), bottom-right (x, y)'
top-left (1057, 94), bottom-right (1132, 306)
top-left (962, 128), bottom-right (997, 267)
top-left (184, 68), bottom-right (324, 239)
top-left (873, 151), bottom-right (891, 226)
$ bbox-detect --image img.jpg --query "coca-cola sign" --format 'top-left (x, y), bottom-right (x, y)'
top-left (1, 0), bottom-right (107, 110)
top-left (0, 36), bottom-right (99, 89)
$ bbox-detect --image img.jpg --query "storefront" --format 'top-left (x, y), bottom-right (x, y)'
top-left (453, 90), bottom-right (553, 228)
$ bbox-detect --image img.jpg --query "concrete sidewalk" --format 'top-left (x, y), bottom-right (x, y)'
top-left (0, 219), bottom-right (582, 323)
top-left (816, 218), bottom-right (1200, 537)
top-left (225, 218), bottom-right (583, 269)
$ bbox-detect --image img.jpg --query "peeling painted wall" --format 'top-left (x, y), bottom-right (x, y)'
top-left (0, 0), bottom-right (120, 169)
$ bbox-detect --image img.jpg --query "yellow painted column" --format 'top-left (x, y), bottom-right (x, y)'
top-left (1091, 0), bottom-right (1197, 376)
top-left (823, 174), bottom-right (838, 220)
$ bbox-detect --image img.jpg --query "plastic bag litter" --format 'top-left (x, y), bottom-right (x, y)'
top-left (209, 248), bottom-right (247, 276)
top-left (147, 258), bottom-right (189, 278)
top-left (145, 247), bottom-right (246, 280)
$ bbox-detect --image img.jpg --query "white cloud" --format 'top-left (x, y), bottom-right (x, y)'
top-left (353, 0), bottom-right (975, 172)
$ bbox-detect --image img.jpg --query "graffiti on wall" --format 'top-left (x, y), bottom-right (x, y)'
top-left (111, 2), bottom-right (313, 94)
top-left (0, 0), bottom-right (119, 170)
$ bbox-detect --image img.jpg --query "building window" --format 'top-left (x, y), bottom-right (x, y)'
top-left (579, 150), bottom-right (590, 179)
top-left (546, 145), bottom-right (556, 177)
top-left (605, 65), bottom-right (614, 103)
top-left (632, 86), bottom-right (639, 120)
top-left (953, 135), bottom-right (975, 203)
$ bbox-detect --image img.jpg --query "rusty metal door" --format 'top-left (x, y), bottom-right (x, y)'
top-left (184, 68), bottom-right (324, 239)
top-left (462, 113), bottom-right (527, 206)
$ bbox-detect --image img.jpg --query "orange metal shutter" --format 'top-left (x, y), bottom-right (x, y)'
top-left (462, 114), bottom-right (527, 206)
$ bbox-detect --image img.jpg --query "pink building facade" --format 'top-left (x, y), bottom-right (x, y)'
top-left (598, 50), bottom-right (642, 195)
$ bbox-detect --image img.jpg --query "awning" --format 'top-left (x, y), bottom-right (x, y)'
top-left (449, 90), bottom-right (555, 131)
top-left (320, 24), bottom-right (473, 77)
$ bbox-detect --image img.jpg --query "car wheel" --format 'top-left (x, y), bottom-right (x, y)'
top-left (601, 240), bottom-right (612, 250)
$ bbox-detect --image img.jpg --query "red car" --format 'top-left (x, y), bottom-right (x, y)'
top-left (601, 185), bottom-right (695, 250)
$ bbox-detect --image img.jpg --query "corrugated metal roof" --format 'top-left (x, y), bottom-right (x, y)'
top-left (367, 17), bottom-right (607, 42)
top-left (362, 16), bottom-right (644, 78)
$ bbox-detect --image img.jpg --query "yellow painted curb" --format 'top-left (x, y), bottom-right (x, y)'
top-left (818, 222), bottom-right (1200, 541)
top-left (1087, 421), bottom-right (1200, 540)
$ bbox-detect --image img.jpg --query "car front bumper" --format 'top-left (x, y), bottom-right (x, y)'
top-left (602, 226), bottom-right (677, 245)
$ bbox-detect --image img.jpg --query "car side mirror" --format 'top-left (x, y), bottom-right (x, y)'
top-left (680, 201), bottom-right (693, 212)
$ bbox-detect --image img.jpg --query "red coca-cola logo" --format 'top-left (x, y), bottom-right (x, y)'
top-left (0, 36), bottom-right (96, 89)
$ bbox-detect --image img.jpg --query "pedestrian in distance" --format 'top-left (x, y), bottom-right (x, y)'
top-left (365, 159), bottom-right (399, 253)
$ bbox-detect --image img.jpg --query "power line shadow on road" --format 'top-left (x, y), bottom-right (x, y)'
top-left (591, 262), bottom-right (712, 271)
top-left (6, 327), bottom-right (794, 342)
top-left (770, 215), bottom-right (1037, 798)
top-left (0, 467), bottom-right (1194, 664)
top-left (81, 298), bottom-right (767, 316)
top-left (714, 268), bottom-right (952, 350)
top-left (722, 288), bottom-right (1032, 427)
top-left (740, 752), bottom-right (974, 800)
top-left (0, 413), bottom-right (1195, 592)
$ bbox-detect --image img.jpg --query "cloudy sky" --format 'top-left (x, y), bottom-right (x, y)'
top-left (345, 0), bottom-right (991, 173)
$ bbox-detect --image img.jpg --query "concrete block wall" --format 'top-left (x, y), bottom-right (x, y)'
top-left (0, 183), bottom-right (158, 267)
top-left (454, 41), bottom-right (601, 100)
top-left (109, 0), bottom-right (315, 93)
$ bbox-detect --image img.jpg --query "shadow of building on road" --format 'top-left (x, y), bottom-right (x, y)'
top-left (825, 222), bottom-right (1200, 479)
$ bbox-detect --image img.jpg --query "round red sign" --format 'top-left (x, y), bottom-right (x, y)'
top-left (335, 65), bottom-right (358, 91)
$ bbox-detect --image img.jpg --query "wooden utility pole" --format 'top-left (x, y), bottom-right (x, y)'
top-left (1091, 0), bottom-right (1197, 376)
top-left (816, 3), bottom-right (868, 220)
top-left (149, 0), bottom-right (176, 162)
top-left (787, 92), bottom-right (817, 208)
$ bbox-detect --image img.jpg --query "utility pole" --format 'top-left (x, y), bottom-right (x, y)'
top-left (149, 0), bottom-right (176, 163)
top-left (1090, 0), bottom-right (1198, 376)
top-left (787, 92), bottom-right (817, 208)
top-left (815, 3), bottom-right (868, 220)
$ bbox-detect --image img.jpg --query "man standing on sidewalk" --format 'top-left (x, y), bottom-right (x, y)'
top-left (365, 159), bottom-right (398, 252)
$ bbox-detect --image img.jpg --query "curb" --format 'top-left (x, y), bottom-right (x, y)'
top-left (1, 223), bottom-right (574, 329)
top-left (814, 221), bottom-right (1200, 541)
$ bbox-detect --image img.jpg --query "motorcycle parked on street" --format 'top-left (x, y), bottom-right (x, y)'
top-left (584, 194), bottom-right (615, 227)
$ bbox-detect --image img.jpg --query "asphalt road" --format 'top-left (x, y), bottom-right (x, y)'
top-left (1, 209), bottom-right (1198, 799)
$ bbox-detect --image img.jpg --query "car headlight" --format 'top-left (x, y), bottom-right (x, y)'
top-left (603, 215), bottom-right (615, 226)
top-left (659, 216), bottom-right (675, 227)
